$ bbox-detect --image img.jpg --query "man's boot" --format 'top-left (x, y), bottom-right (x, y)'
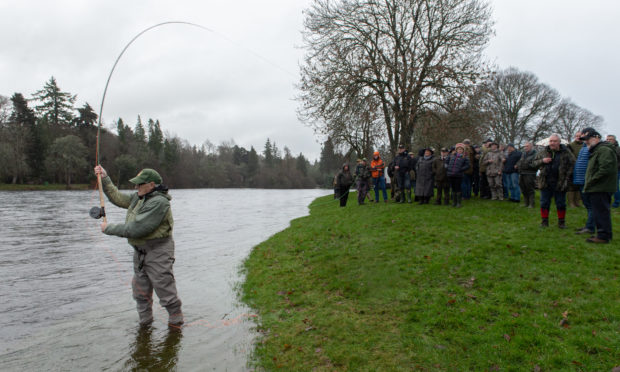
top-left (528, 195), bottom-right (535, 208)
top-left (558, 219), bottom-right (566, 229)
top-left (540, 218), bottom-right (549, 227)
top-left (434, 191), bottom-right (442, 205)
top-left (455, 192), bottom-right (462, 208)
top-left (521, 195), bottom-right (529, 207)
top-left (166, 301), bottom-right (184, 328)
top-left (444, 193), bottom-right (451, 205)
top-left (406, 190), bottom-right (412, 203)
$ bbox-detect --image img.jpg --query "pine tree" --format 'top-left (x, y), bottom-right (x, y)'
top-left (74, 102), bottom-right (98, 127)
top-left (32, 76), bottom-right (76, 126)
top-left (147, 118), bottom-right (163, 157)
top-left (263, 138), bottom-right (274, 168)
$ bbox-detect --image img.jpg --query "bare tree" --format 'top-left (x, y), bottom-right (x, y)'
top-left (479, 67), bottom-right (560, 146)
top-left (552, 98), bottom-right (604, 143)
top-left (298, 0), bottom-right (494, 153)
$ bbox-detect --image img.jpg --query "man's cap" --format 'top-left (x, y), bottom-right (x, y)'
top-left (129, 168), bottom-right (162, 185)
top-left (425, 147), bottom-right (434, 154)
top-left (373, 151), bottom-right (380, 157)
top-left (440, 147), bottom-right (449, 152)
top-left (507, 143), bottom-right (515, 149)
top-left (580, 127), bottom-right (601, 140)
top-left (490, 141), bottom-right (499, 147)
top-left (398, 144), bottom-right (405, 149)
top-left (362, 158), bottom-right (368, 162)
top-left (483, 138), bottom-right (493, 143)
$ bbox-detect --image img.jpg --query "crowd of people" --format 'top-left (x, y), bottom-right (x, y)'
top-left (334, 128), bottom-right (620, 244)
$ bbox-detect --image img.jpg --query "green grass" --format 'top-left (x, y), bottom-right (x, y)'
top-left (242, 193), bottom-right (620, 371)
top-left (0, 183), bottom-right (90, 191)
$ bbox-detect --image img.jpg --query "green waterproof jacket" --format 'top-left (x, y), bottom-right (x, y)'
top-left (530, 144), bottom-right (575, 192)
top-left (101, 176), bottom-right (174, 246)
top-left (583, 141), bottom-right (618, 193)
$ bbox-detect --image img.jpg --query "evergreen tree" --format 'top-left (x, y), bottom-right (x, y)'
top-left (247, 146), bottom-right (260, 177)
top-left (134, 115), bottom-right (146, 143)
top-left (74, 102), bottom-right (98, 127)
top-left (32, 76), bottom-right (76, 126)
top-left (1, 93), bottom-right (34, 183)
top-left (147, 118), bottom-right (164, 157)
top-left (296, 153), bottom-right (308, 176)
top-left (263, 138), bottom-right (274, 168)
top-left (319, 137), bottom-right (340, 175)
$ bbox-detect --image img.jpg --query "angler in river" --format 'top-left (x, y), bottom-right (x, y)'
top-left (94, 165), bottom-right (184, 329)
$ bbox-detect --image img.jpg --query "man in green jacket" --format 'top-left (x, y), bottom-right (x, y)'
top-left (581, 128), bottom-right (618, 243)
top-left (94, 165), bottom-right (183, 327)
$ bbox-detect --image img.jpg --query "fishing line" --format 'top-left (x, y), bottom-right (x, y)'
top-left (92, 20), bottom-right (297, 221)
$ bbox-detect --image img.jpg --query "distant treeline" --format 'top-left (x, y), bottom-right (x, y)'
top-left (0, 77), bottom-right (349, 189)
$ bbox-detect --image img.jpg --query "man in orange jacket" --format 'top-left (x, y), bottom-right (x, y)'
top-left (370, 151), bottom-right (388, 203)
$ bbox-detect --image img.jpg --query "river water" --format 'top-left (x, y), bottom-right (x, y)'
top-left (0, 188), bottom-right (329, 371)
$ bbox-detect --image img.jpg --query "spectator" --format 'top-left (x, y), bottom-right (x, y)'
top-left (485, 142), bottom-right (505, 201)
top-left (605, 134), bottom-right (620, 208)
top-left (517, 142), bottom-right (537, 208)
top-left (433, 147), bottom-right (450, 205)
top-left (581, 128), bottom-right (617, 243)
top-left (336, 163), bottom-right (354, 207)
top-left (415, 148), bottom-right (435, 204)
top-left (445, 143), bottom-right (470, 208)
top-left (503, 143), bottom-right (522, 203)
top-left (478, 139), bottom-right (493, 199)
top-left (573, 132), bottom-right (594, 235)
top-left (531, 134), bottom-right (576, 228)
top-left (394, 145), bottom-right (413, 203)
top-left (567, 132), bottom-right (584, 207)
top-left (370, 151), bottom-right (388, 203)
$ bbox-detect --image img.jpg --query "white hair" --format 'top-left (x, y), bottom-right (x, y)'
top-left (549, 133), bottom-right (562, 141)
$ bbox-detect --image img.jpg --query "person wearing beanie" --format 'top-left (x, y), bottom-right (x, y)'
top-left (94, 166), bottom-right (183, 328)
top-left (530, 134), bottom-right (576, 229)
top-left (370, 151), bottom-right (388, 203)
top-left (394, 144), bottom-right (413, 203)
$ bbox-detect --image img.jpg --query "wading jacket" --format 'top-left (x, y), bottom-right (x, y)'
top-left (101, 176), bottom-right (174, 246)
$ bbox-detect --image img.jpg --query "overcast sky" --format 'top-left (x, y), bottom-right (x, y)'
top-left (1, 0), bottom-right (619, 160)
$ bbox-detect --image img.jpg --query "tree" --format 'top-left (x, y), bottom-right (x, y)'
top-left (74, 102), bottom-right (98, 127)
top-left (113, 154), bottom-right (138, 187)
top-left (298, 0), bottom-right (494, 152)
top-left (0, 93), bottom-right (35, 183)
top-left (263, 138), bottom-right (274, 168)
top-left (553, 98), bottom-right (604, 143)
top-left (147, 118), bottom-right (164, 157)
top-left (45, 135), bottom-right (88, 186)
top-left (319, 137), bottom-right (341, 175)
top-left (478, 67), bottom-right (560, 146)
top-left (296, 153), bottom-right (309, 176)
top-left (32, 76), bottom-right (76, 126)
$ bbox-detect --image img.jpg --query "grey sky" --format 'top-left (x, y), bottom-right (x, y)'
top-left (1, 0), bottom-right (619, 161)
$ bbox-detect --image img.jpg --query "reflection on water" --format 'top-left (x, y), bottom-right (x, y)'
top-left (0, 189), bottom-right (329, 371)
top-left (125, 326), bottom-right (183, 371)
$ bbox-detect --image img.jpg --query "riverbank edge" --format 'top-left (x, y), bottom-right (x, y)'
top-left (0, 183), bottom-right (91, 191)
top-left (240, 193), bottom-right (620, 370)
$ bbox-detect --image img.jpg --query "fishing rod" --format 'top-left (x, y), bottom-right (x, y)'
top-left (90, 21), bottom-right (215, 222)
top-left (89, 21), bottom-right (296, 221)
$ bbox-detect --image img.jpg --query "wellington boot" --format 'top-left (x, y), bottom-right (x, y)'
top-left (434, 197), bottom-right (442, 205)
top-left (444, 195), bottom-right (451, 205)
top-left (540, 218), bottom-right (549, 228)
top-left (406, 191), bottom-right (412, 203)
top-left (558, 219), bottom-right (566, 229)
top-left (455, 192), bottom-right (462, 208)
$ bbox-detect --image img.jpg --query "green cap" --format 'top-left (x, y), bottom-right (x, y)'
top-left (129, 168), bottom-right (162, 184)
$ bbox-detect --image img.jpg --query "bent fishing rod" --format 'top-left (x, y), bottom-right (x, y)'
top-left (90, 21), bottom-right (215, 222)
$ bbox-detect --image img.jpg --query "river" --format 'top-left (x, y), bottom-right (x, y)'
top-left (0, 188), bottom-right (330, 371)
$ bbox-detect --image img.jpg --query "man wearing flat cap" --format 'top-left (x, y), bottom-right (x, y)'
top-left (94, 165), bottom-right (183, 327)
top-left (580, 128), bottom-right (617, 243)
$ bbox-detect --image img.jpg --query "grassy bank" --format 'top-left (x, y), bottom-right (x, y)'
top-left (0, 183), bottom-right (90, 191)
top-left (242, 194), bottom-right (620, 371)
